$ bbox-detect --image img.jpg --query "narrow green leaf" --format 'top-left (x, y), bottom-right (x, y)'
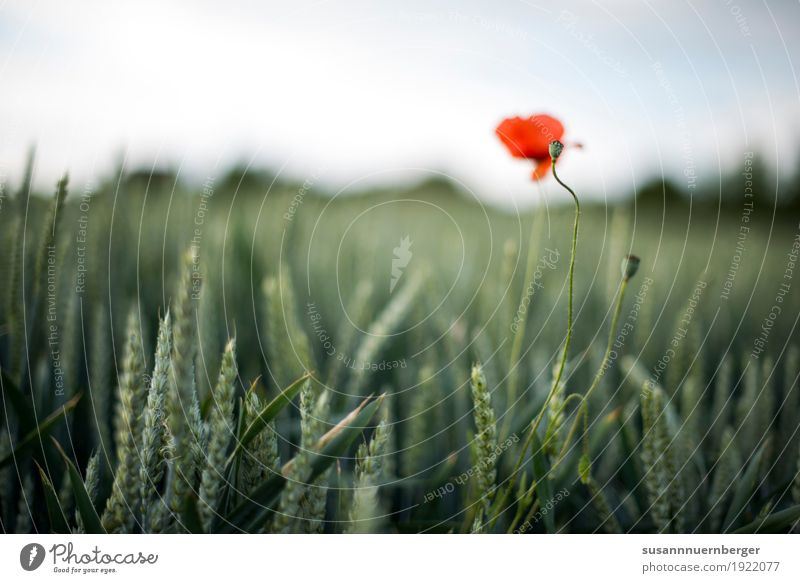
top-left (36, 463), bottom-right (70, 533)
top-left (613, 402), bottom-right (647, 515)
top-left (180, 495), bottom-right (205, 534)
top-left (219, 396), bottom-right (248, 514)
top-left (51, 438), bottom-right (105, 534)
top-left (722, 439), bottom-right (769, 532)
top-left (218, 394), bottom-right (383, 533)
top-left (530, 431), bottom-right (556, 533)
top-left (227, 373), bottom-right (311, 464)
top-left (733, 504), bottom-right (800, 533)
top-left (0, 366), bottom-right (36, 433)
top-left (0, 393), bottom-right (81, 469)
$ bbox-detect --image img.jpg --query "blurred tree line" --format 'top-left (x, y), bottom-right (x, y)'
top-left (634, 153), bottom-right (800, 214)
top-left (5, 149), bottom-right (799, 217)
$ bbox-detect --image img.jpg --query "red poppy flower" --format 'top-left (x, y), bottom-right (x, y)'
top-left (496, 114), bottom-right (565, 180)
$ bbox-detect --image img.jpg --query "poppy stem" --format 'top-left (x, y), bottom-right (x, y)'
top-left (490, 160), bottom-right (580, 528)
top-left (541, 159), bottom-right (580, 422)
top-left (549, 275), bottom-right (629, 473)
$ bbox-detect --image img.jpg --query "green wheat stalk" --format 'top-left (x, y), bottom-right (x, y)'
top-left (138, 311), bottom-right (172, 531)
top-left (586, 477), bottom-right (622, 533)
top-left (23, 175), bottom-right (69, 388)
top-left (198, 339), bottom-right (238, 530)
top-left (640, 384), bottom-right (672, 532)
top-left (298, 384), bottom-right (332, 533)
top-left (326, 279), bottom-right (374, 388)
top-left (504, 208), bottom-right (544, 430)
top-left (238, 390), bottom-right (280, 497)
top-left (404, 364), bottom-right (438, 476)
top-left (469, 363), bottom-right (497, 531)
top-left (709, 427), bottom-right (741, 532)
top-left (101, 309), bottom-right (147, 533)
top-left (263, 264), bottom-right (312, 390)
top-left (347, 417), bottom-right (390, 534)
top-left (5, 147), bottom-right (35, 380)
top-left (711, 354), bottom-right (734, 455)
top-left (166, 251), bottom-right (202, 516)
top-left (348, 270), bottom-right (424, 392)
top-left (271, 381), bottom-right (328, 533)
top-left (75, 452), bottom-right (100, 533)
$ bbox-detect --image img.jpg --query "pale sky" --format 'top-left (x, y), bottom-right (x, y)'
top-left (1, 0), bottom-right (799, 206)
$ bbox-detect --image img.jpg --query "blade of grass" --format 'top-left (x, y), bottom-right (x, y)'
top-left (220, 396), bottom-right (248, 513)
top-left (0, 367), bottom-right (36, 433)
top-left (180, 495), bottom-right (205, 534)
top-left (530, 431), bottom-right (556, 533)
top-left (733, 504), bottom-right (800, 533)
top-left (218, 394), bottom-right (384, 533)
top-left (0, 393), bottom-right (81, 469)
top-left (722, 439), bottom-right (769, 532)
top-left (227, 373), bottom-right (311, 465)
top-left (36, 463), bottom-right (70, 533)
top-left (51, 438), bottom-right (105, 534)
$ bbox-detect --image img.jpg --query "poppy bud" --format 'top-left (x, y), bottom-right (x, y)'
top-left (549, 140), bottom-right (564, 160)
top-left (621, 254), bottom-right (640, 281)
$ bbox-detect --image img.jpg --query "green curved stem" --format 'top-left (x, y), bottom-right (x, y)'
top-left (547, 392), bottom-right (585, 427)
top-left (490, 158), bottom-right (580, 526)
top-left (552, 401), bottom-right (588, 473)
top-left (542, 158), bottom-right (581, 422)
top-left (507, 487), bottom-right (538, 533)
top-left (551, 276), bottom-right (630, 472)
top-left (584, 277), bottom-right (629, 403)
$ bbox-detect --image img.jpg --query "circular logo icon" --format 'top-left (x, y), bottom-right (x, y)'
top-left (20, 543), bottom-right (46, 571)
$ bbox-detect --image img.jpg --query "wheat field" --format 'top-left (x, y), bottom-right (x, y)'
top-left (0, 158), bottom-right (798, 534)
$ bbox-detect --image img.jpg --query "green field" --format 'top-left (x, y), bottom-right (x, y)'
top-left (1, 162), bottom-right (798, 534)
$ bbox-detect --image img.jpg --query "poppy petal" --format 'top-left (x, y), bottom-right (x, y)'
top-left (496, 114), bottom-right (565, 161)
top-left (531, 158), bottom-right (552, 180)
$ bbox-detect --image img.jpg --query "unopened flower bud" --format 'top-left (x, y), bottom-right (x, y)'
top-left (621, 254), bottom-right (640, 281)
top-left (549, 140), bottom-right (564, 160)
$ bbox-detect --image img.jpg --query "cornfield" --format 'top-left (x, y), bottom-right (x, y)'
top-left (0, 153), bottom-right (798, 534)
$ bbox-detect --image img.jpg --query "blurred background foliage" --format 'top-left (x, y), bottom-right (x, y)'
top-left (0, 149), bottom-right (798, 533)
